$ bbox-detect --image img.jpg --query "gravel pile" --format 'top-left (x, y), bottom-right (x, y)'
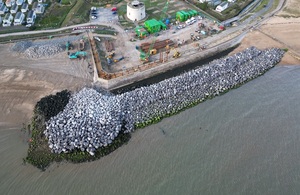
top-left (10, 35), bottom-right (84, 58)
top-left (24, 44), bottom-right (65, 58)
top-left (10, 41), bottom-right (33, 53)
top-left (44, 47), bottom-right (284, 155)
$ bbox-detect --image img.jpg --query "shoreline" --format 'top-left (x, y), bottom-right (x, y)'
top-left (25, 47), bottom-right (285, 170)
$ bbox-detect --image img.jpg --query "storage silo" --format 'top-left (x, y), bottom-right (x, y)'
top-left (127, 1), bottom-right (146, 22)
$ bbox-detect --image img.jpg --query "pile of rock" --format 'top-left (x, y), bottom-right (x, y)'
top-left (24, 44), bottom-right (64, 58)
top-left (10, 35), bottom-right (84, 58)
top-left (44, 47), bottom-right (284, 155)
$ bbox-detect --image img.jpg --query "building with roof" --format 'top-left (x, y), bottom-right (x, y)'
top-left (0, 4), bottom-right (8, 15)
top-left (3, 12), bottom-right (13, 26)
top-left (127, 1), bottom-right (146, 22)
top-left (13, 11), bottom-right (24, 25)
top-left (26, 9), bottom-right (35, 24)
top-left (16, 0), bottom-right (23, 6)
top-left (144, 19), bottom-right (161, 33)
top-left (0, 15), bottom-right (2, 24)
top-left (199, 0), bottom-right (221, 6)
top-left (21, 3), bottom-right (28, 12)
top-left (33, 3), bottom-right (44, 14)
top-left (216, 2), bottom-right (229, 12)
top-left (10, 3), bottom-right (18, 14)
top-left (5, 0), bottom-right (15, 7)
top-left (27, 0), bottom-right (33, 5)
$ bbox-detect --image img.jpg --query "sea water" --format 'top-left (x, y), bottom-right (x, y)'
top-left (1, 65), bottom-right (300, 195)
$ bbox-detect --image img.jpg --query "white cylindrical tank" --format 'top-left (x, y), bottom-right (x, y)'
top-left (127, 1), bottom-right (146, 22)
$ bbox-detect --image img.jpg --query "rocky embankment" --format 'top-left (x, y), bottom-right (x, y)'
top-left (44, 47), bottom-right (284, 156)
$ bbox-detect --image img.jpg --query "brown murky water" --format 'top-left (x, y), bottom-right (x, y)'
top-left (1, 66), bottom-right (300, 195)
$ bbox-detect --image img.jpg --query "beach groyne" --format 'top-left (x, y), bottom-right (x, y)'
top-left (44, 47), bottom-right (284, 156)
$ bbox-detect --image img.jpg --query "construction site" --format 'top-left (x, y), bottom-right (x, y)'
top-left (1, 0), bottom-right (299, 126)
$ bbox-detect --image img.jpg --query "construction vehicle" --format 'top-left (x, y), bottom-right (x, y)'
top-left (66, 41), bottom-right (70, 52)
top-left (105, 51), bottom-right (115, 59)
top-left (173, 49), bottom-right (181, 58)
top-left (69, 51), bottom-right (87, 59)
top-left (139, 38), bottom-right (156, 62)
top-left (113, 56), bottom-right (124, 63)
top-left (79, 39), bottom-right (85, 51)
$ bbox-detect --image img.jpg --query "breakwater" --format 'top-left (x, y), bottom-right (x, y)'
top-left (44, 47), bottom-right (284, 156)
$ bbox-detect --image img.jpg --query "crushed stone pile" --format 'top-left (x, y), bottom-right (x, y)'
top-left (10, 35), bottom-right (84, 58)
top-left (44, 47), bottom-right (285, 155)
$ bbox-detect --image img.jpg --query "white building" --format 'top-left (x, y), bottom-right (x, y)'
top-left (3, 12), bottom-right (13, 26)
top-left (199, 0), bottom-right (221, 7)
top-left (0, 4), bottom-right (8, 15)
top-left (216, 2), bottom-right (229, 12)
top-left (36, 4), bottom-right (44, 14)
top-left (5, 0), bottom-right (15, 7)
top-left (127, 1), bottom-right (146, 22)
top-left (10, 3), bottom-right (18, 14)
top-left (21, 3), bottom-right (28, 12)
top-left (26, 10), bottom-right (35, 23)
top-left (16, 0), bottom-right (23, 6)
top-left (13, 11), bottom-right (24, 25)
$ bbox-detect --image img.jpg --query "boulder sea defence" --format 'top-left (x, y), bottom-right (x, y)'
top-left (43, 47), bottom-right (284, 156)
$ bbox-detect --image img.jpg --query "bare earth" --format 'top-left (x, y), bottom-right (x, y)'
top-left (1, 0), bottom-right (300, 127)
top-left (0, 43), bottom-right (92, 127)
top-left (231, 1), bottom-right (300, 65)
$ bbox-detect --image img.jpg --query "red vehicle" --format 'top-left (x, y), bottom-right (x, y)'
top-left (111, 7), bottom-right (117, 11)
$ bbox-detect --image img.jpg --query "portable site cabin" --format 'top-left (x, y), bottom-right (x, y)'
top-left (158, 20), bottom-right (167, 30)
top-left (10, 3), bottom-right (18, 14)
top-left (144, 19), bottom-right (161, 34)
top-left (0, 4), bottom-right (8, 15)
top-left (21, 3), bottom-right (28, 12)
top-left (176, 11), bottom-right (184, 22)
top-left (135, 26), bottom-right (148, 38)
top-left (188, 10), bottom-right (198, 17)
top-left (16, 0), bottom-right (23, 6)
top-left (26, 10), bottom-right (35, 24)
top-left (14, 11), bottom-right (24, 25)
top-left (176, 10), bottom-right (197, 22)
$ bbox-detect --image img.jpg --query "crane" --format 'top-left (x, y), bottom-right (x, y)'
top-left (139, 38), bottom-right (157, 62)
top-left (159, 0), bottom-right (169, 22)
top-left (139, 0), bottom-right (170, 62)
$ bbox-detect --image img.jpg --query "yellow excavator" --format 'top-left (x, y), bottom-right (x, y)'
top-left (173, 49), bottom-right (181, 58)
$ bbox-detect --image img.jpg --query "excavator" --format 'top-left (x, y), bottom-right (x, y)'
top-left (69, 51), bottom-right (87, 59)
top-left (173, 49), bottom-right (181, 58)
